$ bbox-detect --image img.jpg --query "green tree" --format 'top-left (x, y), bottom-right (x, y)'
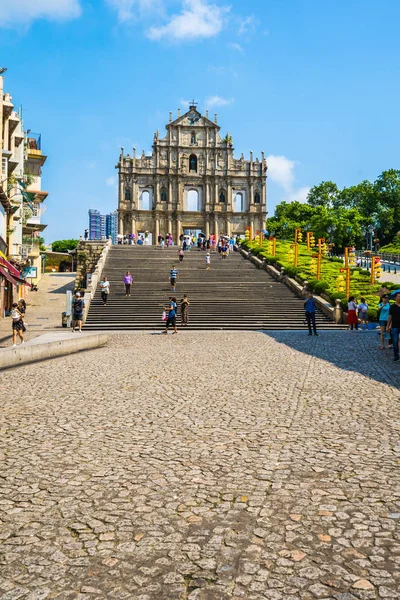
top-left (374, 170), bottom-right (400, 244)
top-left (51, 239), bottom-right (79, 253)
top-left (339, 181), bottom-right (377, 220)
top-left (307, 181), bottom-right (341, 208)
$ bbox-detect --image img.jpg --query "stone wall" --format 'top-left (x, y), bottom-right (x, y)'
top-left (74, 240), bottom-right (109, 291)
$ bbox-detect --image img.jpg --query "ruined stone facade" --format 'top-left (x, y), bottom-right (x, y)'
top-left (116, 104), bottom-right (267, 242)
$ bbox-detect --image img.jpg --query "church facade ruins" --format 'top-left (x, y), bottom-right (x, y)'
top-left (116, 103), bottom-right (267, 242)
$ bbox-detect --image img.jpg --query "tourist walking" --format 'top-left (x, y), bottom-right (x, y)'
top-left (387, 291), bottom-right (400, 362)
top-left (181, 294), bottom-right (190, 326)
top-left (11, 302), bottom-right (25, 346)
top-left (347, 296), bottom-right (358, 330)
top-left (378, 295), bottom-right (391, 349)
top-left (100, 276), bottom-right (110, 305)
top-left (178, 248), bottom-right (184, 262)
top-left (124, 271), bottom-right (133, 296)
top-left (205, 252), bottom-right (211, 270)
top-left (72, 292), bottom-right (85, 332)
top-left (358, 297), bottom-right (369, 330)
top-left (304, 292), bottom-right (318, 336)
top-left (170, 265), bottom-right (179, 292)
top-left (163, 296), bottom-right (178, 334)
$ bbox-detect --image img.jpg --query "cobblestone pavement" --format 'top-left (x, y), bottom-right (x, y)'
top-left (0, 331), bottom-right (400, 600)
top-left (0, 274), bottom-right (75, 348)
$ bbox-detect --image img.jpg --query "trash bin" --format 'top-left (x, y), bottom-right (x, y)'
top-left (62, 312), bottom-right (68, 328)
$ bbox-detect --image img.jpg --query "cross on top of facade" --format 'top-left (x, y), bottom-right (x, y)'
top-left (189, 99), bottom-right (198, 109)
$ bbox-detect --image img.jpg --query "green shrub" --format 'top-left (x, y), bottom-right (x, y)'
top-left (313, 281), bottom-right (330, 295)
top-left (260, 253), bottom-right (277, 265)
top-left (328, 256), bottom-right (343, 263)
top-left (359, 269), bottom-right (370, 276)
top-left (284, 266), bottom-right (300, 278)
top-left (368, 307), bottom-right (378, 321)
top-left (306, 279), bottom-right (319, 291)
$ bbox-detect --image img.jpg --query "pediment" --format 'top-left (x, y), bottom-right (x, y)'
top-left (168, 109), bottom-right (220, 130)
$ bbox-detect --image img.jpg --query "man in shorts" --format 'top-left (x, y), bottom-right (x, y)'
top-left (170, 265), bottom-right (179, 292)
top-left (163, 297), bottom-right (178, 334)
top-left (72, 292), bottom-right (85, 333)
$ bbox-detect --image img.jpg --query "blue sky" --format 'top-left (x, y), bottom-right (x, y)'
top-left (1, 0), bottom-right (400, 241)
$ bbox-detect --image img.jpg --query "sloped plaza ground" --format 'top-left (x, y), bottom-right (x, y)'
top-left (0, 331), bottom-right (399, 600)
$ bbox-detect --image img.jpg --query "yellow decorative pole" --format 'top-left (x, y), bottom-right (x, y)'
top-left (317, 238), bottom-right (324, 280)
top-left (370, 254), bottom-right (375, 284)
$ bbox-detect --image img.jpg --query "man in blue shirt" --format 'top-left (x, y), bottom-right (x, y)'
top-left (163, 297), bottom-right (178, 334)
top-left (304, 292), bottom-right (318, 336)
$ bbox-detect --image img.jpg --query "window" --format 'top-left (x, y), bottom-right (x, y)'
top-left (1, 158), bottom-right (7, 177)
top-left (191, 131), bottom-right (196, 145)
top-left (219, 191), bottom-right (226, 203)
top-left (124, 188), bottom-right (131, 201)
top-left (141, 190), bottom-right (151, 210)
top-left (187, 189), bottom-right (199, 211)
top-left (254, 192), bottom-right (261, 204)
top-left (234, 192), bottom-right (244, 212)
top-left (161, 189), bottom-right (167, 202)
top-left (189, 154), bottom-right (197, 172)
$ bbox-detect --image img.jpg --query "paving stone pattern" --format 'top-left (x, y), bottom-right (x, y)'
top-left (0, 331), bottom-right (399, 600)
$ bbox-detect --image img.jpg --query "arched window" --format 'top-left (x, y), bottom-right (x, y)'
top-left (234, 192), bottom-right (244, 212)
top-left (219, 191), bottom-right (226, 203)
top-left (189, 154), bottom-right (197, 172)
top-left (254, 191), bottom-right (261, 204)
top-left (161, 189), bottom-right (167, 202)
top-left (187, 189), bottom-right (199, 211)
top-left (124, 188), bottom-right (131, 201)
top-left (191, 131), bottom-right (196, 145)
top-left (141, 190), bottom-right (151, 210)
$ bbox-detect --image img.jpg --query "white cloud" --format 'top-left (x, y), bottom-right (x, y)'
top-left (106, 176), bottom-right (117, 186)
top-left (287, 186), bottom-right (310, 203)
top-left (0, 0), bottom-right (81, 26)
top-left (267, 155), bottom-right (309, 203)
top-left (147, 0), bottom-right (228, 41)
top-left (228, 42), bottom-right (244, 52)
top-left (237, 15), bottom-right (257, 35)
top-left (267, 155), bottom-right (295, 192)
top-left (205, 95), bottom-right (234, 108)
top-left (106, 0), bottom-right (163, 23)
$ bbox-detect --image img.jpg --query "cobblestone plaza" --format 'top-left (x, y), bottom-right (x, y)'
top-left (1, 331), bottom-right (400, 599)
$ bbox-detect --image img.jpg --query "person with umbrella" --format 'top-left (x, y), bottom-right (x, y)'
top-left (388, 290), bottom-right (400, 362)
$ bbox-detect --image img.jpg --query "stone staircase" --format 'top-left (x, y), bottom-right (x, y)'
top-left (84, 246), bottom-right (344, 331)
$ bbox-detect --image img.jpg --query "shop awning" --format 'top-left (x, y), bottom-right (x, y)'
top-left (0, 265), bottom-right (20, 287)
top-left (0, 255), bottom-right (21, 279)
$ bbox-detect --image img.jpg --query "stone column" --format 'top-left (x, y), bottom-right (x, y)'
top-left (176, 215), bottom-right (182, 241)
top-left (119, 177), bottom-right (124, 212)
top-left (178, 179), bottom-right (183, 211)
top-left (119, 212), bottom-right (124, 235)
top-left (132, 179), bottom-right (137, 210)
top-left (155, 179), bottom-right (160, 209)
top-left (226, 218), bottom-right (231, 237)
top-left (131, 213), bottom-right (136, 236)
top-left (205, 216), bottom-right (210, 239)
top-left (227, 180), bottom-right (232, 210)
top-left (155, 216), bottom-right (160, 242)
top-left (169, 180), bottom-right (173, 210)
top-left (214, 216), bottom-right (219, 239)
top-left (250, 182), bottom-right (254, 208)
top-left (168, 215), bottom-right (173, 238)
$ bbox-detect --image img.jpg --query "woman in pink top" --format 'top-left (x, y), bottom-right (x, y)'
top-left (124, 271), bottom-right (133, 296)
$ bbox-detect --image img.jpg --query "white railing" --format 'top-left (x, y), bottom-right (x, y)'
top-left (83, 238), bottom-right (112, 323)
